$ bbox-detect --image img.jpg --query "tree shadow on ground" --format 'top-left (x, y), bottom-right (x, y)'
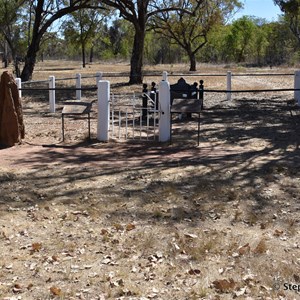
top-left (1, 95), bottom-right (300, 223)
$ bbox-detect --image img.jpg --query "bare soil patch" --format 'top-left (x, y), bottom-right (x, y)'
top-left (0, 62), bottom-right (300, 300)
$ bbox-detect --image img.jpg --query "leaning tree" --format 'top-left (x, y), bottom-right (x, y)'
top-left (19, 0), bottom-right (104, 82)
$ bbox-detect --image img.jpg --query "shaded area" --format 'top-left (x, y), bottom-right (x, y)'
top-left (1, 94), bottom-right (300, 225)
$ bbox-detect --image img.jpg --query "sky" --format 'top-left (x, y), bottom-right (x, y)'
top-left (233, 0), bottom-right (283, 22)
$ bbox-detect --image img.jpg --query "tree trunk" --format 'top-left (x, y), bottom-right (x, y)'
top-left (189, 52), bottom-right (197, 71)
top-left (20, 1), bottom-right (43, 82)
top-left (129, 29), bottom-right (145, 84)
top-left (3, 41), bottom-right (8, 68)
top-left (5, 36), bottom-right (20, 77)
top-left (14, 59), bottom-right (21, 78)
top-left (18, 0), bottom-right (102, 82)
top-left (20, 45), bottom-right (38, 82)
top-left (89, 45), bottom-right (94, 63)
top-left (82, 41), bottom-right (86, 68)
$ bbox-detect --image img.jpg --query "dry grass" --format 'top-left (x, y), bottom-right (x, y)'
top-left (0, 61), bottom-right (300, 299)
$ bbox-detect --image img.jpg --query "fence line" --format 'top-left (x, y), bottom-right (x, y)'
top-left (18, 87), bottom-right (97, 91)
top-left (204, 88), bottom-right (298, 93)
top-left (19, 71), bottom-right (295, 85)
top-left (16, 70), bottom-right (300, 113)
top-left (22, 79), bottom-right (50, 84)
top-left (15, 72), bottom-right (300, 144)
top-left (18, 72), bottom-right (296, 86)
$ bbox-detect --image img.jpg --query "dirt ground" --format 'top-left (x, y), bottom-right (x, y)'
top-left (0, 62), bottom-right (300, 300)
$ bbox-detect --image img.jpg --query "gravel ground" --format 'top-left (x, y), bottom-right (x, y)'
top-left (0, 63), bottom-right (300, 300)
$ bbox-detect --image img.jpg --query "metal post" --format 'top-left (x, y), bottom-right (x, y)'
top-left (142, 83), bottom-right (148, 119)
top-left (97, 80), bottom-right (110, 141)
top-left (49, 75), bottom-right (55, 113)
top-left (227, 71), bottom-right (232, 101)
top-left (199, 80), bottom-right (204, 110)
top-left (294, 70), bottom-right (300, 105)
top-left (150, 82), bottom-right (158, 111)
top-left (15, 78), bottom-right (22, 98)
top-left (159, 80), bottom-right (170, 142)
top-left (76, 73), bottom-right (81, 100)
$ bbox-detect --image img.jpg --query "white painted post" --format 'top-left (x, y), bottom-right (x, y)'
top-left (159, 80), bottom-right (171, 142)
top-left (16, 78), bottom-right (22, 98)
top-left (162, 71), bottom-right (168, 81)
top-left (49, 75), bottom-right (55, 113)
top-left (227, 71), bottom-right (232, 101)
top-left (76, 73), bottom-right (81, 100)
top-left (294, 70), bottom-right (300, 105)
top-left (97, 80), bottom-right (110, 142)
top-left (96, 72), bottom-right (102, 86)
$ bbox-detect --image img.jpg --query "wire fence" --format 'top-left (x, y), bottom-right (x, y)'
top-left (16, 71), bottom-right (300, 143)
top-left (16, 71), bottom-right (300, 107)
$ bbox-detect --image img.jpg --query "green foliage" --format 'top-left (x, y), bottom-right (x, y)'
top-left (62, 7), bottom-right (107, 65)
top-left (199, 14), bottom-right (298, 66)
top-left (94, 19), bottom-right (133, 60)
top-left (274, 0), bottom-right (300, 14)
top-left (264, 19), bottom-right (298, 65)
top-left (0, 0), bottom-right (27, 74)
top-left (199, 24), bottom-right (231, 63)
top-left (224, 16), bottom-right (257, 62)
top-left (151, 0), bottom-right (242, 70)
top-left (39, 33), bottom-right (66, 59)
top-left (108, 19), bottom-right (133, 59)
top-left (274, 0), bottom-right (300, 46)
top-left (1, 0), bottom-right (300, 76)
top-left (144, 30), bottom-right (184, 64)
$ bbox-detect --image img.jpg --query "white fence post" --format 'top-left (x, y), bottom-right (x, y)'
top-left (162, 71), bottom-right (168, 81)
top-left (227, 71), bottom-right (232, 101)
top-left (76, 73), bottom-right (81, 100)
top-left (96, 72), bottom-right (102, 86)
top-left (49, 75), bottom-right (55, 113)
top-left (16, 78), bottom-right (22, 98)
top-left (97, 80), bottom-right (110, 142)
top-left (159, 80), bottom-right (171, 142)
top-left (294, 70), bottom-right (300, 105)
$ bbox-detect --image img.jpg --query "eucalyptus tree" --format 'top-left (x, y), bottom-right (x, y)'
top-left (101, 0), bottom-right (203, 84)
top-left (39, 32), bottom-right (65, 60)
top-left (0, 0), bottom-right (27, 75)
top-left (264, 18), bottom-right (298, 65)
top-left (250, 18), bottom-right (270, 66)
top-left (63, 7), bottom-right (106, 67)
top-left (274, 0), bottom-right (300, 44)
top-left (108, 19), bottom-right (133, 58)
top-left (199, 24), bottom-right (230, 63)
top-left (151, 0), bottom-right (241, 71)
top-left (18, 0), bottom-right (105, 82)
top-left (224, 16), bottom-right (257, 63)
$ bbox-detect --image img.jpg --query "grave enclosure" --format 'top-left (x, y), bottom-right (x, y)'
top-left (15, 70), bottom-right (300, 144)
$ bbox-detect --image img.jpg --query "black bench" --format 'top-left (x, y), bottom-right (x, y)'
top-left (170, 77), bottom-right (204, 108)
top-left (141, 77), bottom-right (204, 145)
top-left (142, 78), bottom-right (204, 113)
top-left (170, 78), bottom-right (204, 145)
